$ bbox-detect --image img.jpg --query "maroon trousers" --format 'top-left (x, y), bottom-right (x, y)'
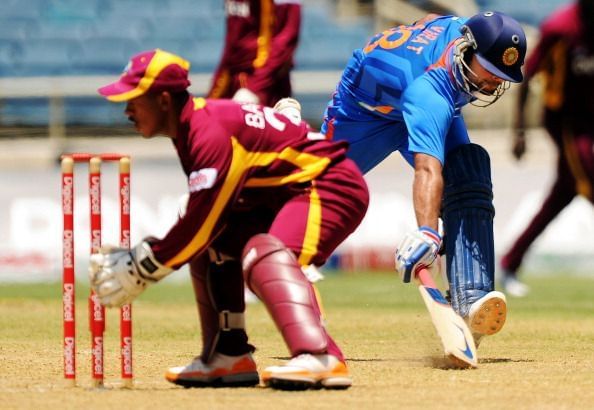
top-left (501, 123), bottom-right (594, 273)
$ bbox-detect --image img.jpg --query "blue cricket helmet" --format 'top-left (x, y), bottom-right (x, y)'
top-left (463, 11), bottom-right (527, 83)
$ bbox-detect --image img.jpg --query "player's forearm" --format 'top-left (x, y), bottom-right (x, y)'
top-left (514, 80), bottom-right (530, 133)
top-left (412, 153), bottom-right (443, 230)
top-left (150, 192), bottom-right (223, 269)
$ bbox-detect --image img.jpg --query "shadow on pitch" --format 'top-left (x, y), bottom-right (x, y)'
top-left (479, 357), bottom-right (535, 364)
top-left (428, 356), bottom-right (534, 370)
top-left (269, 356), bottom-right (394, 362)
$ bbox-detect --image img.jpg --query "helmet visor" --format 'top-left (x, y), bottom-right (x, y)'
top-left (475, 53), bottom-right (523, 83)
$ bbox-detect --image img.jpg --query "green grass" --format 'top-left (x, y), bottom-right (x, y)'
top-left (2, 271), bottom-right (594, 409)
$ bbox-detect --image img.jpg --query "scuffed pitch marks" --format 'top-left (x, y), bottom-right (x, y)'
top-left (428, 356), bottom-right (477, 370)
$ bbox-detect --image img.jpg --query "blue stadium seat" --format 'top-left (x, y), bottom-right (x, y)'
top-left (132, 37), bottom-right (221, 73)
top-left (91, 16), bottom-right (152, 40)
top-left (0, 0), bottom-right (45, 19)
top-left (103, 0), bottom-right (165, 18)
top-left (297, 11), bottom-right (371, 70)
top-left (65, 97), bottom-right (130, 125)
top-left (137, 39), bottom-right (197, 58)
top-left (296, 36), bottom-right (355, 70)
top-left (141, 16), bottom-right (202, 40)
top-left (0, 41), bottom-right (23, 76)
top-left (37, 21), bottom-right (96, 42)
top-left (0, 18), bottom-right (40, 41)
top-left (75, 38), bottom-right (142, 74)
top-left (166, 0), bottom-right (222, 18)
top-left (17, 39), bottom-right (83, 76)
top-left (0, 98), bottom-right (50, 126)
top-left (475, 0), bottom-right (568, 26)
top-left (185, 40), bottom-right (223, 72)
top-left (0, 1), bottom-right (375, 127)
top-left (43, 0), bottom-right (102, 22)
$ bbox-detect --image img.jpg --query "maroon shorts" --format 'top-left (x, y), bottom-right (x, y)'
top-left (211, 158), bottom-right (369, 265)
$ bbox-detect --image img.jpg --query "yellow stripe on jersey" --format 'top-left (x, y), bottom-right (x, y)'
top-left (253, 0), bottom-right (273, 69)
top-left (193, 97), bottom-right (206, 110)
top-left (165, 137), bottom-right (249, 267)
top-left (208, 69), bottom-right (231, 98)
top-left (298, 183), bottom-right (321, 266)
top-left (245, 147), bottom-right (331, 186)
top-left (542, 40), bottom-right (567, 111)
top-left (165, 137), bottom-right (331, 267)
top-left (562, 130), bottom-right (592, 200)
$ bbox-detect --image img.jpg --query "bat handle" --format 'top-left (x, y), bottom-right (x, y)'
top-left (416, 267), bottom-right (437, 288)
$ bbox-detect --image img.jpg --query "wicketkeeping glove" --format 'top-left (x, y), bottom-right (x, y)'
top-left (273, 97), bottom-right (302, 125)
top-left (89, 241), bottom-right (173, 307)
top-left (395, 226), bottom-right (442, 283)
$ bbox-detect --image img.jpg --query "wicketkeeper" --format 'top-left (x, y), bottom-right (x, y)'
top-left (321, 11), bottom-right (527, 345)
top-left (89, 49), bottom-right (368, 390)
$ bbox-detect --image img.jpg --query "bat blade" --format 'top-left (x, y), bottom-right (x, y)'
top-left (417, 268), bottom-right (478, 368)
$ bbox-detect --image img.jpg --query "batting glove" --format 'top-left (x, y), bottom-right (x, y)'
top-left (395, 226), bottom-right (442, 283)
top-left (89, 241), bottom-right (173, 307)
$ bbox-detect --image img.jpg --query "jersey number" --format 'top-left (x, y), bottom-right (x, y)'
top-left (242, 104), bottom-right (286, 131)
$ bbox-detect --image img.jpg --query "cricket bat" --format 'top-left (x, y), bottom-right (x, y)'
top-left (416, 267), bottom-right (478, 368)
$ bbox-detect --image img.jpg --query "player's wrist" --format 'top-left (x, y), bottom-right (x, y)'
top-left (132, 241), bottom-right (173, 281)
top-left (419, 226), bottom-right (442, 246)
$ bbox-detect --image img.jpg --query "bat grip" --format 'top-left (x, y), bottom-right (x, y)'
top-left (416, 267), bottom-right (437, 288)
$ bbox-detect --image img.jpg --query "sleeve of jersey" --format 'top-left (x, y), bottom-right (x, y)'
top-left (401, 77), bottom-right (453, 165)
top-left (523, 29), bottom-right (557, 80)
top-left (149, 132), bottom-right (236, 270)
top-left (246, 2), bottom-right (301, 95)
top-left (524, 7), bottom-right (574, 80)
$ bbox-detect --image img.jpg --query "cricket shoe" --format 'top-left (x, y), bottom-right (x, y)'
top-left (466, 291), bottom-right (507, 347)
top-left (261, 353), bottom-right (352, 390)
top-left (165, 352), bottom-right (259, 388)
top-left (500, 270), bottom-right (530, 298)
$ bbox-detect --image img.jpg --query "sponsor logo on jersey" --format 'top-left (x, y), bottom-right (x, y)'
top-left (226, 1), bottom-right (250, 18)
top-left (188, 168), bottom-right (218, 193)
top-left (573, 53), bottom-right (594, 75)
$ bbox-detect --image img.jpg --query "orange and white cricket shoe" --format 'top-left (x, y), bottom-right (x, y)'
top-left (466, 291), bottom-right (507, 347)
top-left (165, 352), bottom-right (259, 388)
top-left (261, 354), bottom-right (352, 390)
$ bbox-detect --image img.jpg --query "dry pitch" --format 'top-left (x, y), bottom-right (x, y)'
top-left (2, 271), bottom-right (594, 410)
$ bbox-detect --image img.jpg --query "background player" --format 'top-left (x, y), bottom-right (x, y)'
top-left (88, 49), bottom-right (368, 390)
top-left (500, 0), bottom-right (594, 297)
top-left (321, 11), bottom-right (526, 345)
top-left (207, 0), bottom-right (301, 107)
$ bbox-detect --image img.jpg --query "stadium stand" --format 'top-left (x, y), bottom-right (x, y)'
top-left (475, 0), bottom-right (569, 26)
top-left (0, 0), bottom-right (372, 129)
top-left (3, 0), bottom-right (566, 130)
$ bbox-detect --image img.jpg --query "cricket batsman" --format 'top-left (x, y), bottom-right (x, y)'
top-left (320, 11), bottom-right (527, 345)
top-left (88, 49), bottom-right (369, 390)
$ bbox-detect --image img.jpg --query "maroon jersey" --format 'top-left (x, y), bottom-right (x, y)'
top-left (151, 97), bottom-right (351, 268)
top-left (207, 0), bottom-right (301, 106)
top-left (526, 2), bottom-right (594, 133)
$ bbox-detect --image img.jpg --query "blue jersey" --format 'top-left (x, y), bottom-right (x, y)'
top-left (321, 15), bottom-right (472, 173)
